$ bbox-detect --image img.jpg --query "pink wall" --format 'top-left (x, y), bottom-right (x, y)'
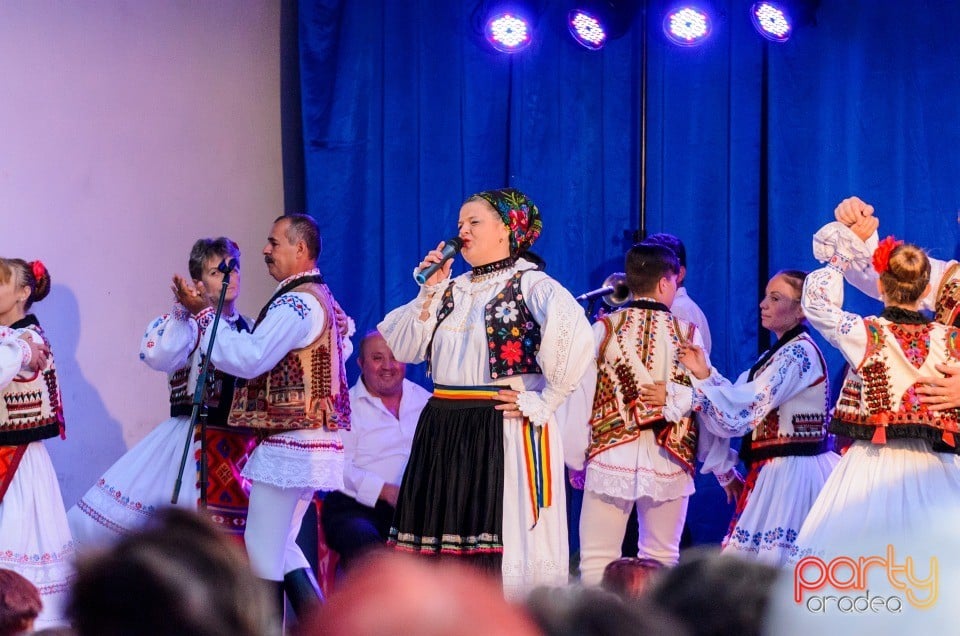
top-left (0, 1), bottom-right (283, 506)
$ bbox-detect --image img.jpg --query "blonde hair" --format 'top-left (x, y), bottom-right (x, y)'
top-left (0, 259), bottom-right (51, 311)
top-left (880, 244), bottom-right (930, 305)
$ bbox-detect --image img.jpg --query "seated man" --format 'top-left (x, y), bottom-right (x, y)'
top-left (321, 330), bottom-right (430, 569)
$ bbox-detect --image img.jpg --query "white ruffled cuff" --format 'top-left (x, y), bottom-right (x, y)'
top-left (715, 465), bottom-right (742, 486)
top-left (663, 382), bottom-right (693, 424)
top-left (812, 222), bottom-right (873, 272)
top-left (516, 390), bottom-right (551, 427)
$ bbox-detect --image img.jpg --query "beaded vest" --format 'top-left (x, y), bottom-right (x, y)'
top-left (738, 331), bottom-right (831, 465)
top-left (935, 262), bottom-right (960, 327)
top-left (587, 303), bottom-right (698, 473)
top-left (0, 318), bottom-right (65, 445)
top-left (830, 317), bottom-right (960, 449)
top-left (169, 316), bottom-right (249, 425)
top-left (228, 279), bottom-right (351, 432)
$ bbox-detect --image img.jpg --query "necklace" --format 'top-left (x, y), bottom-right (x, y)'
top-left (471, 256), bottom-right (516, 282)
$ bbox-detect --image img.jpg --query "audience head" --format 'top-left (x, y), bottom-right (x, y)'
top-left (625, 243), bottom-right (680, 304)
top-left (0, 568), bottom-right (41, 636)
top-left (760, 270), bottom-right (807, 339)
top-left (303, 552), bottom-right (539, 636)
top-left (0, 258), bottom-right (51, 316)
top-left (872, 239), bottom-right (930, 306)
top-left (647, 549), bottom-right (778, 636)
top-left (601, 557), bottom-right (665, 601)
top-left (68, 507), bottom-right (275, 636)
top-left (525, 584), bottom-right (688, 636)
top-left (642, 233), bottom-right (687, 284)
top-left (357, 330), bottom-right (405, 399)
top-left (264, 214), bottom-right (321, 281)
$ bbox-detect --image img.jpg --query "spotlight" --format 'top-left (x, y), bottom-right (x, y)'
top-left (663, 6), bottom-right (711, 46)
top-left (477, 1), bottom-right (541, 53)
top-left (751, 2), bottom-right (791, 42)
top-left (566, 1), bottom-right (637, 51)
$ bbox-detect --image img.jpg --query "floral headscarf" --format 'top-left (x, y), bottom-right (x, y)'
top-left (472, 188), bottom-right (543, 256)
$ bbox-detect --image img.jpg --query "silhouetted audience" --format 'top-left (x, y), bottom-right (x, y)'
top-left (601, 557), bottom-right (665, 601)
top-left (0, 568), bottom-right (41, 636)
top-left (647, 548), bottom-right (778, 636)
top-left (67, 508), bottom-right (276, 636)
top-left (302, 552), bottom-right (540, 636)
top-left (525, 584), bottom-right (688, 636)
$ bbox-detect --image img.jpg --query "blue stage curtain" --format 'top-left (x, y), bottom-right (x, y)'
top-left (299, 0), bottom-right (960, 392)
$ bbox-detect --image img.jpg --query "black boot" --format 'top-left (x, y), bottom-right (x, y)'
top-left (283, 567), bottom-right (324, 619)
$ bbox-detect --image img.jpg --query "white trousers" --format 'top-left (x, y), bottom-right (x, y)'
top-left (244, 481), bottom-right (313, 580)
top-left (578, 489), bottom-right (689, 585)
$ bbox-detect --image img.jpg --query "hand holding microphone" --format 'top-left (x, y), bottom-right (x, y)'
top-left (415, 237), bottom-right (463, 285)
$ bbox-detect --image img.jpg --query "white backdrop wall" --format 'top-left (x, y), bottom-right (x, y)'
top-left (0, 2), bottom-right (283, 507)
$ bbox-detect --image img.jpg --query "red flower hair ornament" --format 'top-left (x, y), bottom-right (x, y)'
top-left (31, 260), bottom-right (47, 281)
top-left (872, 236), bottom-right (903, 275)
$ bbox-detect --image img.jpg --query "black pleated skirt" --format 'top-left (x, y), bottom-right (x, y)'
top-left (389, 394), bottom-right (504, 573)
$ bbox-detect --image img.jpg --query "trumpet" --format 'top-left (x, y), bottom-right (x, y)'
top-left (575, 272), bottom-right (631, 307)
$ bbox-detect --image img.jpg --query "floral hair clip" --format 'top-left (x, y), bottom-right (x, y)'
top-left (31, 260), bottom-right (47, 281)
top-left (872, 236), bottom-right (903, 275)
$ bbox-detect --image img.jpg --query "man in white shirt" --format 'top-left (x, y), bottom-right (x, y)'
top-left (321, 330), bottom-right (431, 569)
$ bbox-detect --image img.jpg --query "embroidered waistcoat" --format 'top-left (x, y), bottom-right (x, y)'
top-left (935, 262), bottom-right (960, 327)
top-left (739, 334), bottom-right (830, 465)
top-left (430, 270), bottom-right (543, 379)
top-left (228, 282), bottom-right (351, 432)
top-left (0, 322), bottom-right (65, 445)
top-left (587, 307), bottom-right (698, 473)
top-left (830, 318), bottom-right (960, 449)
top-left (169, 316), bottom-right (249, 426)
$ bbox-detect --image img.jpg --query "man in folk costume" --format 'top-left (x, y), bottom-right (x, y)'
top-left (179, 214), bottom-right (350, 625)
top-left (578, 244), bottom-right (735, 585)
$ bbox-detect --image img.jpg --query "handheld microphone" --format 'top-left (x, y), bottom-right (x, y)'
top-left (575, 286), bottom-right (616, 303)
top-left (415, 237), bottom-right (464, 285)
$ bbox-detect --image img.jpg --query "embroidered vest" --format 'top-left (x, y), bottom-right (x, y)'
top-left (935, 262), bottom-right (960, 327)
top-left (429, 270), bottom-right (543, 379)
top-left (830, 318), bottom-right (960, 449)
top-left (169, 316), bottom-right (249, 426)
top-left (587, 306), bottom-right (698, 473)
top-left (0, 320), bottom-right (65, 446)
top-left (228, 280), bottom-right (351, 432)
top-left (739, 333), bottom-right (830, 465)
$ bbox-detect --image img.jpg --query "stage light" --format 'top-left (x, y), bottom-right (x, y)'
top-left (486, 13), bottom-right (531, 52)
top-left (751, 2), bottom-right (792, 42)
top-left (566, 1), bottom-right (637, 51)
top-left (476, 1), bottom-right (542, 53)
top-left (663, 6), bottom-right (711, 46)
top-left (568, 10), bottom-right (607, 50)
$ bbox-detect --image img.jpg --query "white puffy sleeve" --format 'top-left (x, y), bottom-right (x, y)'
top-left (206, 292), bottom-right (321, 379)
top-left (514, 275), bottom-right (596, 427)
top-left (378, 280), bottom-right (449, 364)
top-left (0, 328), bottom-right (30, 389)
top-left (556, 321), bottom-right (602, 470)
top-left (692, 340), bottom-right (825, 438)
top-left (802, 264), bottom-right (868, 369)
top-left (138, 304), bottom-right (200, 373)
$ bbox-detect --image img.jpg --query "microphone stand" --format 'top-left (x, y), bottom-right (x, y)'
top-left (171, 258), bottom-right (237, 506)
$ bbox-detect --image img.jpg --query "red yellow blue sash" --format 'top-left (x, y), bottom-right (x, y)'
top-left (433, 384), bottom-right (553, 526)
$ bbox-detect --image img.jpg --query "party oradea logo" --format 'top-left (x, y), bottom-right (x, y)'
top-left (793, 544), bottom-right (937, 614)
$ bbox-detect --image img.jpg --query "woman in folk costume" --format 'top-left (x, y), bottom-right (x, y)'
top-left (0, 258), bottom-right (73, 629)
top-left (794, 229), bottom-right (960, 557)
top-left (68, 238), bottom-right (260, 547)
top-left (379, 188), bottom-right (595, 597)
top-left (677, 270), bottom-right (840, 566)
